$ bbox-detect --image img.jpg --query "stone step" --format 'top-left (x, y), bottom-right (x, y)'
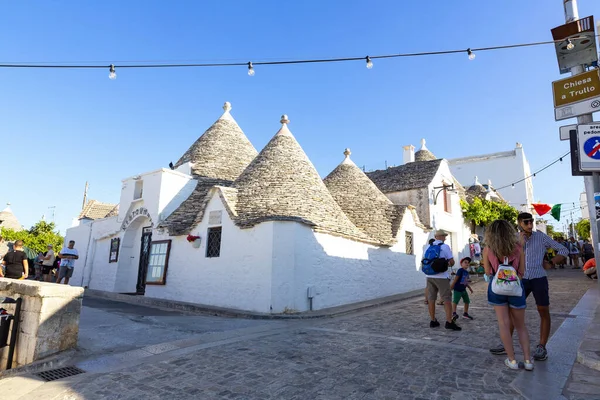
top-left (564, 363), bottom-right (600, 399)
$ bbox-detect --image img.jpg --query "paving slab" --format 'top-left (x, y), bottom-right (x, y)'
top-left (2, 268), bottom-right (595, 400)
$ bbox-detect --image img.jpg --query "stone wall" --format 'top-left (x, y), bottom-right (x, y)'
top-left (0, 279), bottom-right (84, 370)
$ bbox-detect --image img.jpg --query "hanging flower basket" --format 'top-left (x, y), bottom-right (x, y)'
top-left (187, 234), bottom-right (201, 248)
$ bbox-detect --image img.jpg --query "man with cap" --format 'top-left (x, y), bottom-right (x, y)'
top-left (427, 230), bottom-right (461, 331)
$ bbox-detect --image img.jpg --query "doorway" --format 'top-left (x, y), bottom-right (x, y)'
top-left (136, 227), bottom-right (152, 295)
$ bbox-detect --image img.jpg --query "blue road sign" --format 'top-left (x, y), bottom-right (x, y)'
top-left (583, 136), bottom-right (600, 160)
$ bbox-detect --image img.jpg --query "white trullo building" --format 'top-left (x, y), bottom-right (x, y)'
top-left (66, 103), bottom-right (429, 314)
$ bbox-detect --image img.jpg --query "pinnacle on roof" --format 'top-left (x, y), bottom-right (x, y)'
top-left (0, 202), bottom-right (22, 231)
top-left (414, 138), bottom-right (437, 162)
top-left (466, 176), bottom-right (490, 202)
top-left (174, 102), bottom-right (258, 181)
top-left (233, 115), bottom-right (368, 241)
top-left (324, 148), bottom-right (397, 245)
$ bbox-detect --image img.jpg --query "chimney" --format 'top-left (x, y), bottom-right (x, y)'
top-left (403, 145), bottom-right (415, 164)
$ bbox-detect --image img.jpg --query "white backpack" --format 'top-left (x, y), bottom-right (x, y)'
top-left (491, 257), bottom-right (523, 297)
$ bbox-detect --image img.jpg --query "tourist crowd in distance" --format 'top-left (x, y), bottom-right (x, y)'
top-left (421, 212), bottom-right (586, 371)
top-left (0, 236), bottom-right (79, 285)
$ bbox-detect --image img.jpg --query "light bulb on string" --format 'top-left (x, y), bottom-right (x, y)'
top-left (560, 157), bottom-right (563, 163)
top-left (467, 48), bottom-right (476, 60)
top-left (247, 62), bottom-right (255, 76)
top-left (512, 184), bottom-right (515, 189)
top-left (366, 56), bottom-right (373, 69)
top-left (109, 64), bottom-right (116, 80)
top-left (566, 39), bottom-right (575, 51)
top-left (533, 173), bottom-right (536, 179)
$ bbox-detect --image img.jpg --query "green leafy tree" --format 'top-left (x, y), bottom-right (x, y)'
top-left (546, 224), bottom-right (555, 237)
top-left (576, 219), bottom-right (591, 241)
top-left (1, 220), bottom-right (64, 254)
top-left (461, 198), bottom-right (519, 228)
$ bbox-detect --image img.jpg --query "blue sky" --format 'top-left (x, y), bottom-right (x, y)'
top-left (0, 0), bottom-right (598, 234)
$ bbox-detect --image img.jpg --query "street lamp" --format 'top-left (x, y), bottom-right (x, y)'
top-left (433, 183), bottom-right (456, 205)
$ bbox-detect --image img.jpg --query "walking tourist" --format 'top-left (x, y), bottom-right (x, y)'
top-left (482, 220), bottom-right (532, 371)
top-left (57, 240), bottom-right (79, 285)
top-left (582, 239), bottom-right (594, 262)
top-left (451, 257), bottom-right (474, 321)
top-left (425, 230), bottom-right (461, 331)
top-left (567, 237), bottom-right (581, 269)
top-left (489, 212), bottom-right (568, 361)
top-left (0, 240), bottom-right (29, 279)
top-left (41, 244), bottom-right (56, 282)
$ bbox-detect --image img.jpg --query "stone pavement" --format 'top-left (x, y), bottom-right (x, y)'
top-left (2, 268), bottom-right (597, 400)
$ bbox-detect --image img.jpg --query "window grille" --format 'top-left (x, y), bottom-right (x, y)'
top-left (206, 227), bottom-right (222, 258)
top-left (405, 232), bottom-right (414, 255)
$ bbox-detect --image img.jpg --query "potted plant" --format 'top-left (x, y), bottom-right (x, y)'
top-left (187, 234), bottom-right (201, 248)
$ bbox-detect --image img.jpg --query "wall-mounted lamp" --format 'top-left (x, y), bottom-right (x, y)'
top-left (433, 183), bottom-right (456, 205)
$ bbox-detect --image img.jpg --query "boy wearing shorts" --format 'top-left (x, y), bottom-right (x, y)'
top-left (451, 257), bottom-right (474, 321)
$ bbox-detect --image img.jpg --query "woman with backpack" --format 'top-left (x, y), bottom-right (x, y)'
top-left (483, 220), bottom-right (533, 371)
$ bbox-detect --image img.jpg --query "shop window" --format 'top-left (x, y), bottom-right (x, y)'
top-left (146, 240), bottom-right (171, 285)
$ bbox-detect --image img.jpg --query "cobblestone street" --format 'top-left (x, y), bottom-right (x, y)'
top-left (4, 268), bottom-right (597, 400)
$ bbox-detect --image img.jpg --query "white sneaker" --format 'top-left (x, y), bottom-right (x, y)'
top-left (505, 358), bottom-right (519, 370)
top-left (524, 360), bottom-right (534, 371)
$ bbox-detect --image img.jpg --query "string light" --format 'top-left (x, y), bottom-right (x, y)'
top-left (366, 56), bottom-right (373, 69)
top-left (566, 38), bottom-right (575, 51)
top-left (109, 64), bottom-right (116, 80)
top-left (0, 34), bottom-right (596, 78)
top-left (467, 48), bottom-right (476, 60)
top-left (560, 157), bottom-right (563, 162)
top-left (512, 184), bottom-right (515, 189)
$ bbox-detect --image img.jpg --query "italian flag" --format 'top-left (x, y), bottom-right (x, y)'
top-left (532, 203), bottom-right (561, 221)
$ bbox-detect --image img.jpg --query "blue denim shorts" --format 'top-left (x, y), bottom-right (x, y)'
top-left (487, 280), bottom-right (526, 309)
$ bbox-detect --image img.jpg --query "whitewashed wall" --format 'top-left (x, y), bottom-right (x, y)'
top-left (449, 146), bottom-right (534, 212)
top-left (66, 216), bottom-right (120, 289)
top-left (145, 194), bottom-right (275, 313)
top-left (70, 186), bottom-right (434, 314)
top-left (269, 222), bottom-right (426, 312)
top-left (428, 161), bottom-right (472, 262)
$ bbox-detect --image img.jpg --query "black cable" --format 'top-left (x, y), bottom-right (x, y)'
top-left (495, 152), bottom-right (571, 191)
top-left (0, 35), bottom-right (595, 69)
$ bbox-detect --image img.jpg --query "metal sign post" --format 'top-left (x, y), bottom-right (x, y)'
top-left (557, 1), bottom-right (600, 290)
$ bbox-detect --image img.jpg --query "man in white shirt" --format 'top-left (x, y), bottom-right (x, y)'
top-left (427, 230), bottom-right (461, 331)
top-left (57, 240), bottom-right (79, 285)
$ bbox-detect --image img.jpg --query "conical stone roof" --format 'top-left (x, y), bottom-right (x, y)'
top-left (466, 176), bottom-right (488, 203)
top-left (233, 116), bottom-right (369, 242)
top-left (0, 204), bottom-right (22, 231)
top-left (174, 102), bottom-right (258, 180)
top-left (414, 138), bottom-right (436, 162)
top-left (324, 149), bottom-right (397, 245)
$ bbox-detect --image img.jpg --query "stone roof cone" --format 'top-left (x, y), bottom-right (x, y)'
top-left (414, 138), bottom-right (436, 162)
top-left (0, 203), bottom-right (22, 231)
top-left (233, 116), bottom-right (368, 241)
top-left (174, 102), bottom-right (258, 180)
top-left (324, 148), bottom-right (397, 244)
top-left (466, 176), bottom-right (489, 203)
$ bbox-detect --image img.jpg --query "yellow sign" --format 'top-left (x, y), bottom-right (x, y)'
top-left (553, 69), bottom-right (600, 107)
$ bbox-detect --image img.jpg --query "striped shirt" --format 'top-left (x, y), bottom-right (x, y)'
top-left (523, 231), bottom-right (569, 280)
